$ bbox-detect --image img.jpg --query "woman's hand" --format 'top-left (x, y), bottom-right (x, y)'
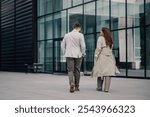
top-left (94, 57), bottom-right (97, 65)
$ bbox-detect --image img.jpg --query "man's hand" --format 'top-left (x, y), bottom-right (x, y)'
top-left (82, 54), bottom-right (86, 57)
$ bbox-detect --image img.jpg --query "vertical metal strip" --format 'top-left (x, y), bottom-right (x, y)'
top-left (32, 0), bottom-right (38, 64)
top-left (14, 0), bottom-right (16, 71)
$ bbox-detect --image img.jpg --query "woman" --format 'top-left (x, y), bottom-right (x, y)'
top-left (92, 27), bottom-right (119, 92)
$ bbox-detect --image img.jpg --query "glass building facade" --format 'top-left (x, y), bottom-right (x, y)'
top-left (37, 0), bottom-right (150, 78)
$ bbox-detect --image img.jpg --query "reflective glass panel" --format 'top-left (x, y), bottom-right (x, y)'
top-left (46, 0), bottom-right (53, 14)
top-left (84, 2), bottom-right (95, 34)
top-left (112, 30), bottom-right (126, 76)
top-left (38, 17), bottom-right (45, 41)
top-left (54, 11), bottom-right (67, 38)
top-left (68, 6), bottom-right (83, 32)
top-left (54, 41), bottom-right (66, 72)
top-left (127, 0), bottom-right (144, 27)
top-left (96, 0), bottom-right (110, 32)
top-left (73, 0), bottom-right (83, 6)
top-left (63, 0), bottom-right (72, 9)
top-left (38, 0), bottom-right (45, 16)
top-left (84, 0), bottom-right (94, 3)
top-left (45, 40), bottom-right (53, 73)
top-left (84, 34), bottom-right (95, 73)
top-left (146, 0), bottom-right (150, 25)
top-left (45, 15), bottom-right (53, 39)
top-left (146, 26), bottom-right (150, 78)
top-left (38, 41), bottom-right (45, 71)
top-left (111, 0), bottom-right (125, 30)
top-left (127, 28), bottom-right (144, 77)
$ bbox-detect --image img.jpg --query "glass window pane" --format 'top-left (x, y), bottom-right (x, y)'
top-left (54, 0), bottom-right (71, 11)
top-left (146, 0), bottom-right (150, 25)
top-left (54, 41), bottom-right (66, 72)
top-left (84, 0), bottom-right (94, 3)
top-left (127, 0), bottom-right (144, 27)
top-left (96, 0), bottom-right (110, 32)
top-left (38, 0), bottom-right (45, 16)
top-left (45, 15), bottom-right (53, 39)
top-left (112, 30), bottom-right (126, 76)
top-left (54, 0), bottom-right (62, 11)
top-left (111, 0), bottom-right (125, 30)
top-left (127, 28), bottom-right (144, 77)
top-left (84, 2), bottom-right (95, 34)
top-left (84, 34), bottom-right (95, 73)
top-left (45, 40), bottom-right (53, 73)
top-left (54, 11), bottom-right (67, 38)
top-left (146, 26), bottom-right (150, 78)
top-left (68, 6), bottom-right (83, 32)
top-left (38, 41), bottom-right (45, 71)
top-left (63, 0), bottom-right (71, 9)
top-left (38, 18), bottom-right (45, 40)
top-left (73, 0), bottom-right (83, 6)
top-left (46, 0), bottom-right (53, 14)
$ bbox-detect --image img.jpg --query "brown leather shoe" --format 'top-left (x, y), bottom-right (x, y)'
top-left (75, 86), bottom-right (80, 91)
top-left (70, 85), bottom-right (75, 93)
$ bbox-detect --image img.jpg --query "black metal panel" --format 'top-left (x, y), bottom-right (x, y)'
top-left (15, 0), bottom-right (35, 72)
top-left (1, 0), bottom-right (15, 71)
top-left (0, 0), bottom-right (1, 70)
top-left (0, 0), bottom-right (37, 72)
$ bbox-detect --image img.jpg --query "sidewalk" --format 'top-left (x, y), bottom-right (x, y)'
top-left (0, 72), bottom-right (150, 100)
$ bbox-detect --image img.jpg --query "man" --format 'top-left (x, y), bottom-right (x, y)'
top-left (61, 22), bottom-right (86, 93)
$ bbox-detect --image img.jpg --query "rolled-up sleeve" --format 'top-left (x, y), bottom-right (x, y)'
top-left (94, 37), bottom-right (103, 59)
top-left (80, 34), bottom-right (86, 56)
top-left (61, 35), bottom-right (66, 55)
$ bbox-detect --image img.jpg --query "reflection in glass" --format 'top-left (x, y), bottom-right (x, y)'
top-left (112, 30), bottom-right (126, 76)
top-left (45, 15), bottom-right (53, 39)
top-left (36, 0), bottom-right (149, 78)
top-left (146, 26), bottom-right (150, 77)
top-left (54, 11), bottom-right (66, 38)
top-left (38, 18), bottom-right (45, 40)
top-left (84, 2), bottom-right (95, 33)
top-left (73, 0), bottom-right (83, 6)
top-left (127, 0), bottom-right (144, 27)
top-left (46, 0), bottom-right (53, 14)
top-left (68, 6), bottom-right (83, 32)
top-left (146, 0), bottom-right (150, 25)
top-left (45, 40), bottom-right (53, 73)
top-left (38, 0), bottom-right (44, 16)
top-left (96, 0), bottom-right (110, 32)
top-left (63, 0), bottom-right (71, 9)
top-left (111, 0), bottom-right (125, 30)
top-left (54, 0), bottom-right (62, 11)
top-left (38, 41), bottom-right (45, 71)
top-left (54, 41), bottom-right (66, 72)
top-left (84, 34), bottom-right (95, 73)
top-left (128, 28), bottom-right (144, 77)
top-left (84, 0), bottom-right (93, 3)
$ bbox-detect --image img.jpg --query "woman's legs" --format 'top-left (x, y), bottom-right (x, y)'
top-left (104, 76), bottom-right (111, 92)
top-left (97, 77), bottom-right (103, 91)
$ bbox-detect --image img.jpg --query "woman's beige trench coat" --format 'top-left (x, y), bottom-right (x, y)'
top-left (92, 36), bottom-right (120, 77)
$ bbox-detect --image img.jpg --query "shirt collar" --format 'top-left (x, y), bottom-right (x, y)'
top-left (72, 29), bottom-right (78, 32)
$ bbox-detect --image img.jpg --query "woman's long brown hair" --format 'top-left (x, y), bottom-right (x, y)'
top-left (102, 27), bottom-right (113, 49)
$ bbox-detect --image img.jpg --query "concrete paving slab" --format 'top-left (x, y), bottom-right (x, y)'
top-left (0, 72), bottom-right (150, 100)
